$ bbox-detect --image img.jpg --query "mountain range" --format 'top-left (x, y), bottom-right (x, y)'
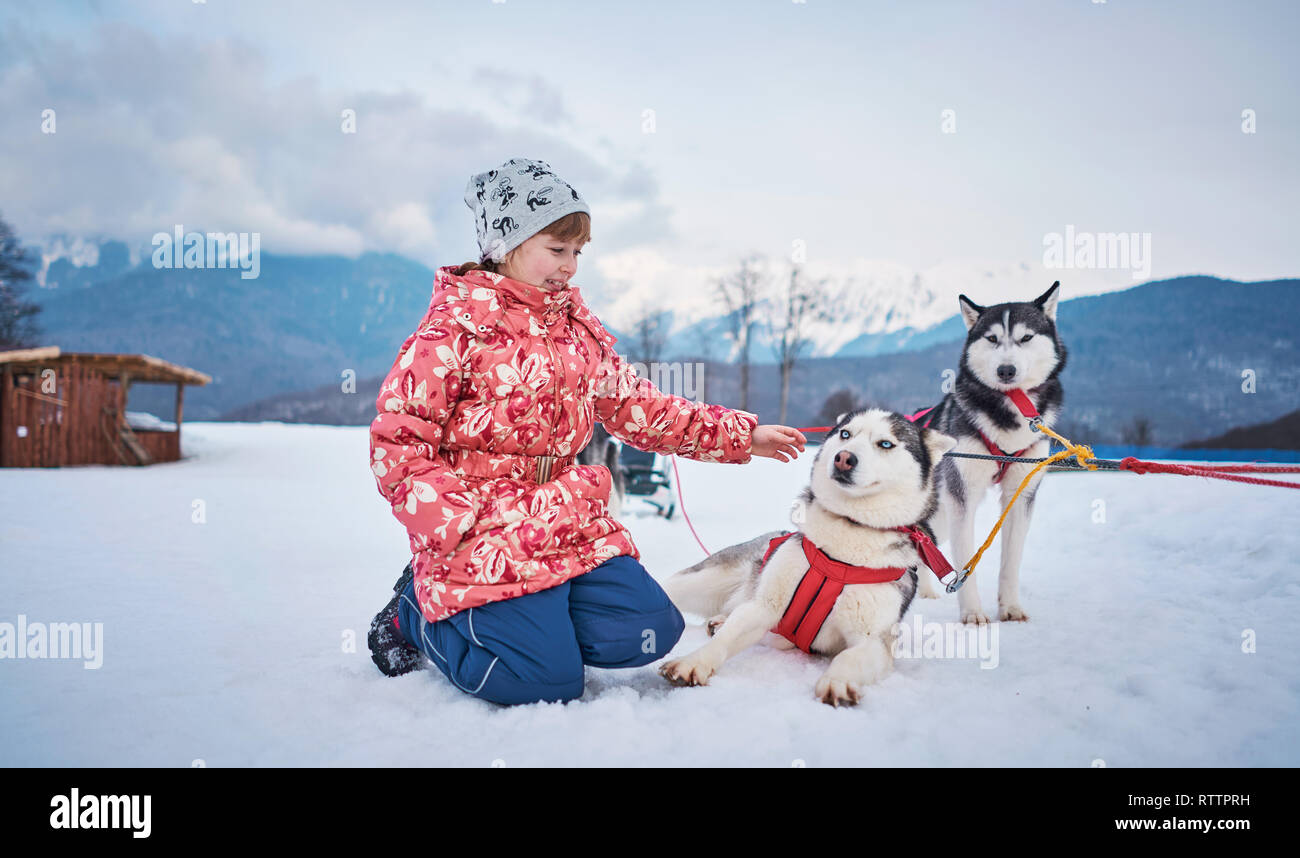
top-left (20, 240), bottom-right (1300, 446)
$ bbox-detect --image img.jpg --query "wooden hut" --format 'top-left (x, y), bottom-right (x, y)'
top-left (0, 347), bottom-right (211, 467)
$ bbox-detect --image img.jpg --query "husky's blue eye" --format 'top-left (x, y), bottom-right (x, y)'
top-left (879, 440), bottom-right (894, 449)
top-left (839, 429), bottom-right (850, 440)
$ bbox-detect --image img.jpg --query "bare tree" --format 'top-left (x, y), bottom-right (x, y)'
top-left (769, 264), bottom-right (829, 424)
top-left (685, 322), bottom-right (717, 403)
top-left (630, 301), bottom-right (667, 367)
top-left (817, 388), bottom-right (869, 426)
top-left (1121, 416), bottom-right (1155, 447)
top-left (1052, 416), bottom-right (1099, 445)
top-left (0, 215), bottom-right (42, 350)
top-left (715, 253), bottom-right (767, 411)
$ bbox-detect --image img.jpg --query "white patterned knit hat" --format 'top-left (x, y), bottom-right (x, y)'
top-left (464, 158), bottom-right (590, 263)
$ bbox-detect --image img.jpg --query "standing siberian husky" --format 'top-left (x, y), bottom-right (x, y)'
top-left (912, 281), bottom-right (1067, 624)
top-left (659, 409), bottom-right (956, 706)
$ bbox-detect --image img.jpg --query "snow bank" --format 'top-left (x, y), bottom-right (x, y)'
top-left (125, 411), bottom-right (177, 432)
top-left (1, 422), bottom-right (1296, 766)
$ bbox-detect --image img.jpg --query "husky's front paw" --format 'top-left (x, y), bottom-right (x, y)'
top-left (999, 603), bottom-right (1030, 622)
top-left (815, 674), bottom-right (861, 707)
top-left (659, 654), bottom-right (718, 687)
top-left (961, 608), bottom-right (990, 625)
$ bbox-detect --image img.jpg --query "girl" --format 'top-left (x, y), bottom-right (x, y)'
top-left (367, 157), bottom-right (807, 705)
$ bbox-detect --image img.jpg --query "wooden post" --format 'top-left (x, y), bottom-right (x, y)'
top-left (60, 364), bottom-right (70, 465)
top-left (67, 364), bottom-right (79, 465)
top-left (15, 369), bottom-right (29, 467)
top-left (38, 370), bottom-right (47, 467)
top-left (0, 364), bottom-right (10, 467)
top-left (40, 366), bottom-right (50, 467)
top-left (175, 382), bottom-right (185, 461)
top-left (119, 372), bottom-right (130, 428)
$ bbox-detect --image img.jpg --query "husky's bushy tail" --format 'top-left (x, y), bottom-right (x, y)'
top-left (662, 531), bottom-right (785, 617)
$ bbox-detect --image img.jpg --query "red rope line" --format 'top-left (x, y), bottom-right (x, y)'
top-left (1161, 462), bottom-right (1300, 474)
top-left (667, 436), bottom-right (1298, 563)
top-left (669, 455), bottom-right (712, 556)
top-left (800, 424), bottom-right (1300, 487)
top-left (1118, 457), bottom-right (1300, 489)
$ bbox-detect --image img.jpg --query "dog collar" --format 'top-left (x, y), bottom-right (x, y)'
top-left (906, 385), bottom-right (1042, 431)
top-left (978, 386), bottom-right (1048, 482)
top-left (1006, 387), bottom-right (1042, 420)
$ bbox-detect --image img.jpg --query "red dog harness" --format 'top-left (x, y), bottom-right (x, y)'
top-left (765, 527), bottom-right (956, 653)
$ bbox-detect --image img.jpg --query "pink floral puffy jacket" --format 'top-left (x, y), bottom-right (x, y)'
top-left (370, 265), bottom-right (759, 623)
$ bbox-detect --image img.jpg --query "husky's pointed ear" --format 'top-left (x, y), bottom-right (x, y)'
top-left (921, 428), bottom-right (957, 466)
top-left (1034, 281), bottom-right (1061, 323)
top-left (835, 412), bottom-right (848, 425)
top-left (958, 294), bottom-right (984, 330)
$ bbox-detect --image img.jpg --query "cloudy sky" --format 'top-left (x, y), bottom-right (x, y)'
top-left (1, 0), bottom-right (1296, 329)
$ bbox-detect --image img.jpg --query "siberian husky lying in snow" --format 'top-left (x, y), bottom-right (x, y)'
top-left (910, 282), bottom-right (1066, 624)
top-left (659, 409), bottom-right (957, 706)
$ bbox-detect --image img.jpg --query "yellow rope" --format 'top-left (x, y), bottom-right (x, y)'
top-left (962, 421), bottom-right (1099, 576)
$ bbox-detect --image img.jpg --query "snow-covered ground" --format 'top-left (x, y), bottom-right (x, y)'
top-left (2, 422), bottom-right (1297, 767)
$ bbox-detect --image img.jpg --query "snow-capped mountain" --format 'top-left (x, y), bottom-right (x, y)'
top-left (588, 250), bottom-right (1132, 362)
top-left (29, 234), bottom-right (142, 289)
top-left (22, 236), bottom-right (1293, 440)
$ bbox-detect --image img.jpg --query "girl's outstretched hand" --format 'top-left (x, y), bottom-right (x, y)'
top-left (751, 425), bottom-right (807, 463)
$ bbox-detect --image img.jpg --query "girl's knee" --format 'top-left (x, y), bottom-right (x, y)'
top-left (418, 587), bottom-right (587, 704)
top-left (470, 656), bottom-right (585, 705)
top-left (435, 628), bottom-right (586, 705)
top-left (576, 603), bottom-right (685, 669)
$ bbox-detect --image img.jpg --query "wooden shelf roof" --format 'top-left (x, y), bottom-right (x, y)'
top-left (0, 347), bottom-right (211, 385)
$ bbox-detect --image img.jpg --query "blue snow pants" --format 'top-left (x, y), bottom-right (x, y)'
top-left (396, 554), bottom-right (685, 705)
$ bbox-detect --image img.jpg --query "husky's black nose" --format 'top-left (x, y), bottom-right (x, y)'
top-left (834, 450), bottom-right (857, 471)
top-left (997, 364), bottom-right (1017, 382)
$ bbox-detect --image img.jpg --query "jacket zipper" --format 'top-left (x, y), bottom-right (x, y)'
top-left (539, 314), bottom-right (562, 460)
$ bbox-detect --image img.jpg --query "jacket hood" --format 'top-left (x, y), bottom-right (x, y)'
top-left (437, 265), bottom-right (573, 314)
top-left (431, 265), bottom-right (617, 352)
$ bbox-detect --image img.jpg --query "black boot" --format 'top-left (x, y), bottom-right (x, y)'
top-left (368, 562), bottom-right (423, 677)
